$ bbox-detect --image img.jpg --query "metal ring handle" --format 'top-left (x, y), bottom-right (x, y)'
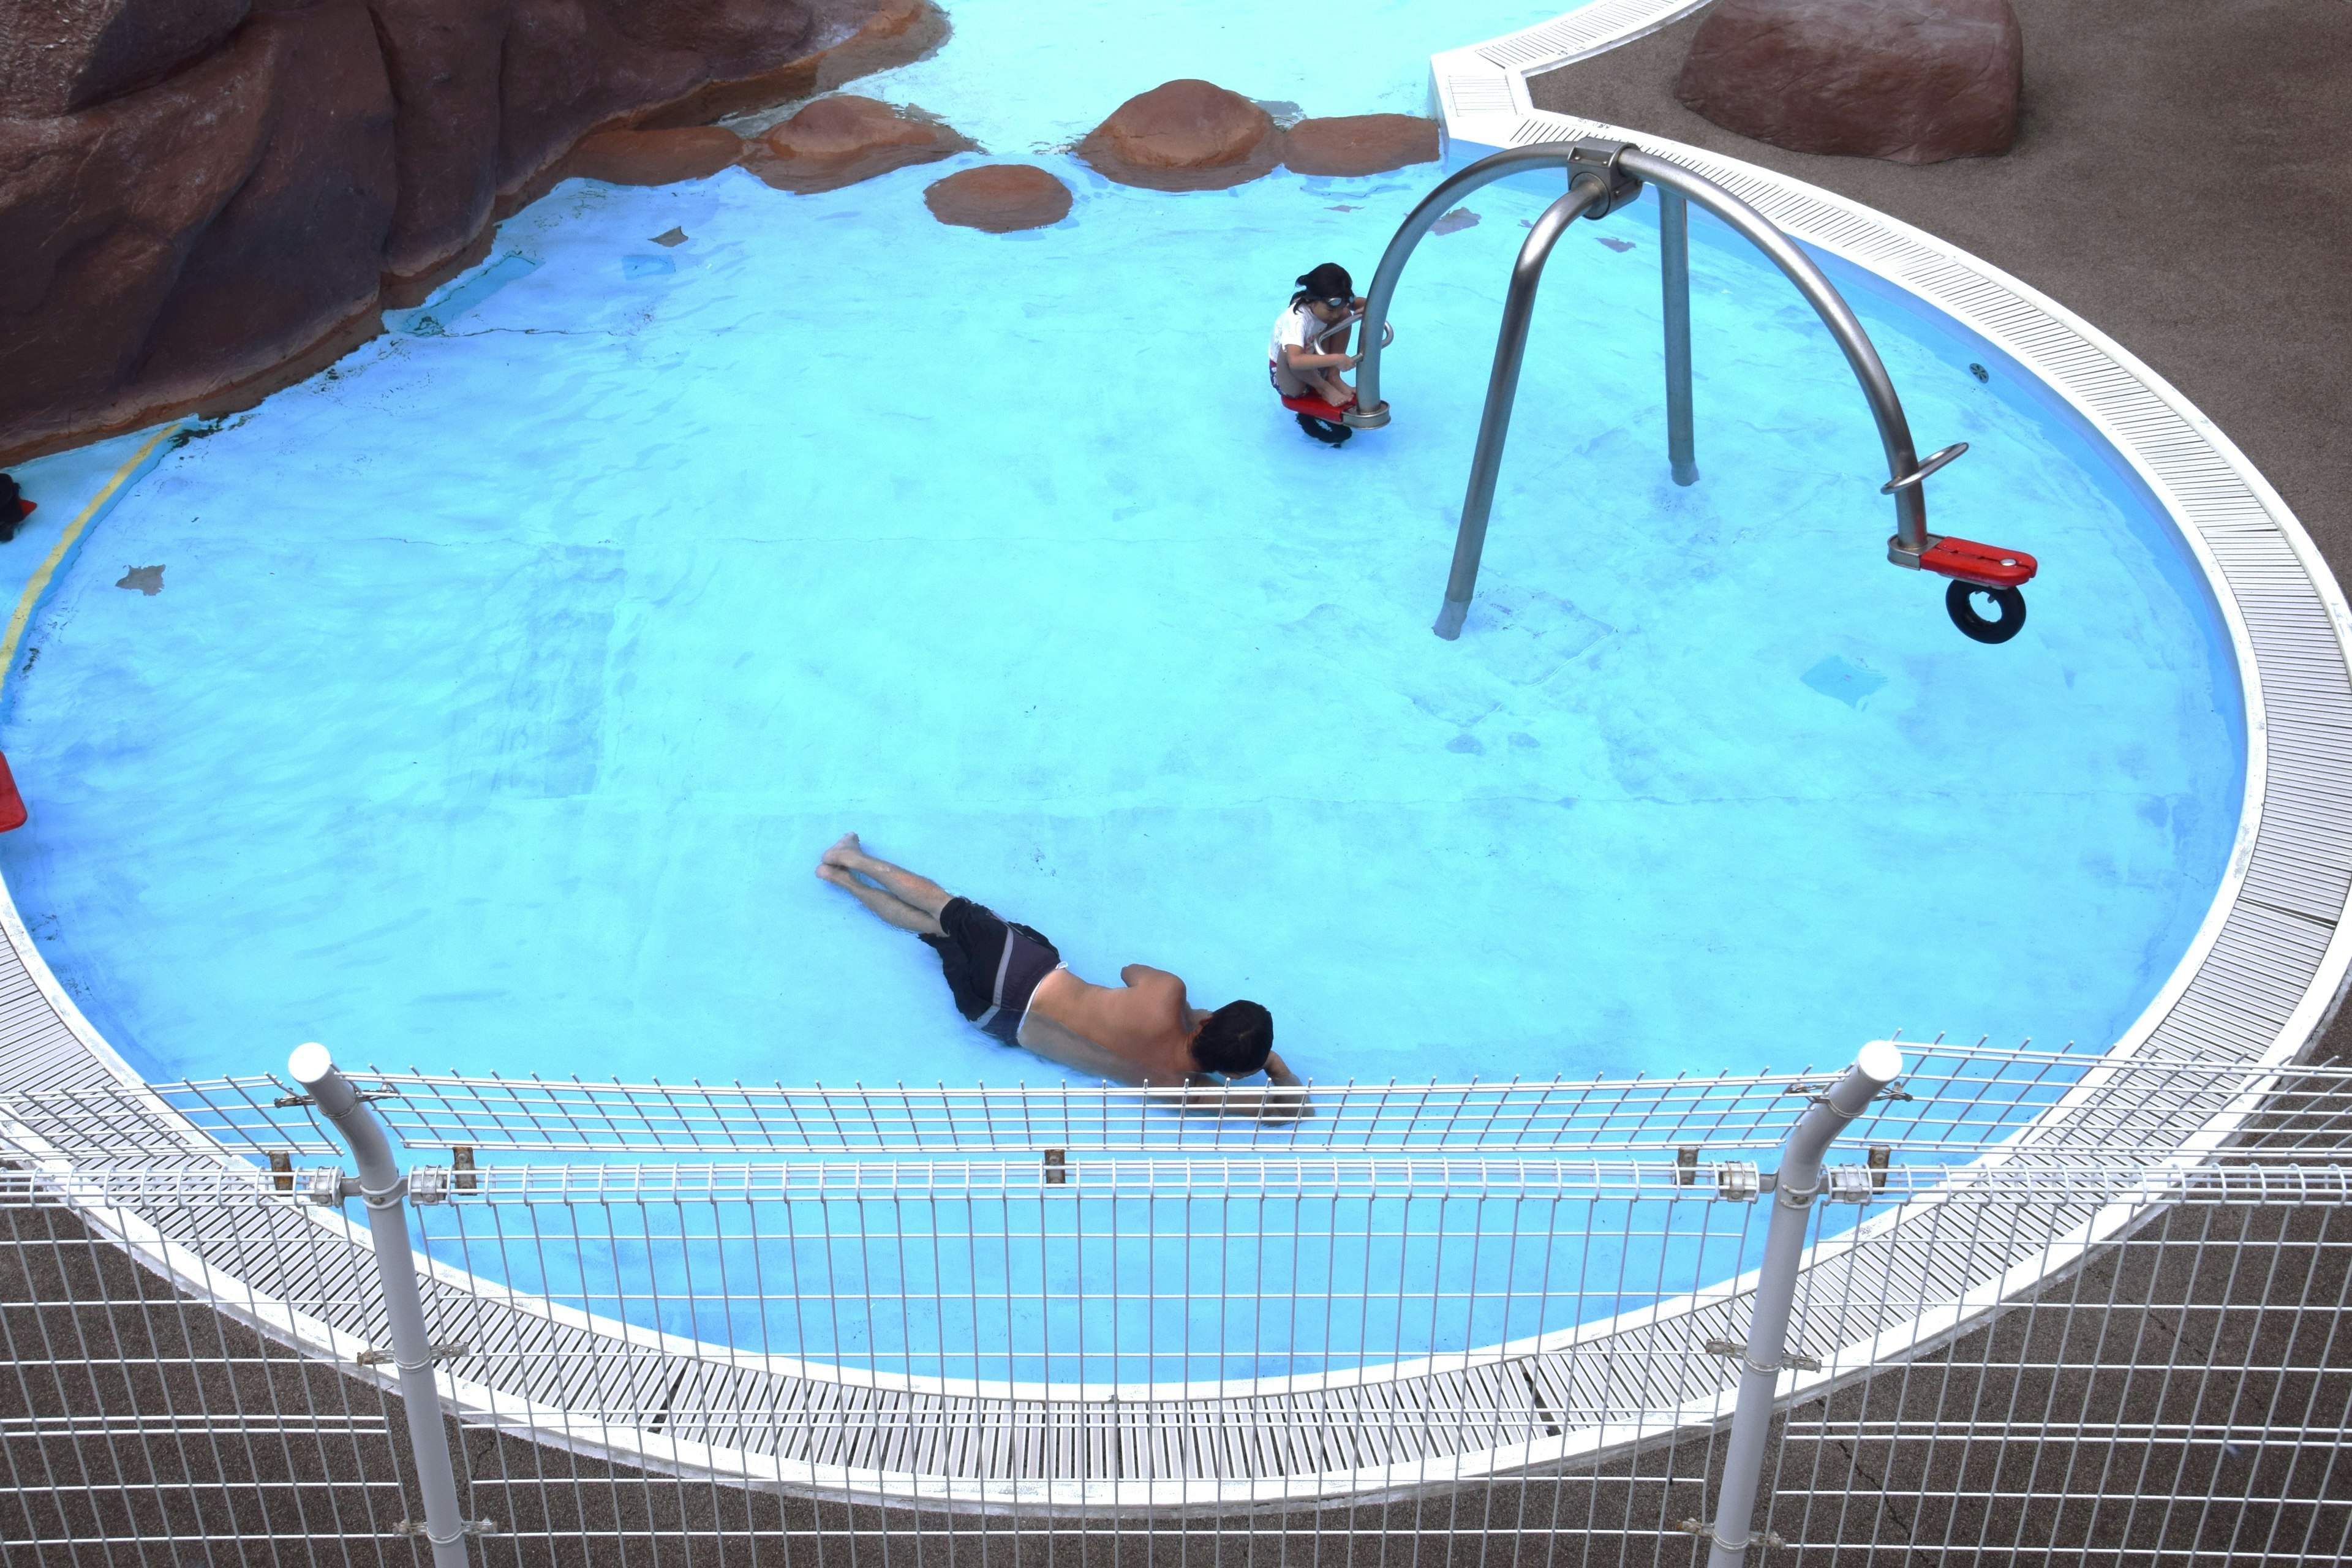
top-left (1314, 312), bottom-right (1395, 350)
top-left (1881, 442), bottom-right (1969, 494)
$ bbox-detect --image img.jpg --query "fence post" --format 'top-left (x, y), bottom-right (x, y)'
top-left (1703, 1042), bottom-right (1903, 1568)
top-left (288, 1042), bottom-right (475, 1568)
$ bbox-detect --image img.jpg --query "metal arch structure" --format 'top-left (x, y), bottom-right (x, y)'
top-left (1346, 140), bottom-right (2031, 641)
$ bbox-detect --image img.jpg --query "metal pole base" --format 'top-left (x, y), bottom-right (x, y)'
top-left (1433, 598), bottom-right (1469, 640)
top-left (1672, 459), bottom-right (1700, 487)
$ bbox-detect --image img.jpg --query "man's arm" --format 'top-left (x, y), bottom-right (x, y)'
top-left (1175, 1060), bottom-right (1312, 1121)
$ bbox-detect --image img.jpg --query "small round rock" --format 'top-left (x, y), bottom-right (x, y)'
top-left (924, 165), bottom-right (1073, 233)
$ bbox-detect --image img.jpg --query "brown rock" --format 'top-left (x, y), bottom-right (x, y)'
top-left (924, 165), bottom-right (1072, 233)
top-left (0, 0), bottom-right (252, 117)
top-left (1077, 79), bottom-right (1279, 192)
top-left (0, 0), bottom-right (954, 461)
top-left (0, 1), bottom-right (396, 436)
top-left (1282, 114), bottom-right (1440, 177)
top-left (750, 94), bottom-right (973, 194)
top-left (560, 127), bottom-right (745, 186)
top-left (1674, 0), bottom-right (2023, 164)
top-left (635, 0), bottom-right (952, 129)
top-left (364, 0), bottom-right (515, 281)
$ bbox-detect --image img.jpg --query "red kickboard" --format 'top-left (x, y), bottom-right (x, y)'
top-left (1921, 535), bottom-right (2037, 589)
top-left (0, 752), bottom-right (26, 834)
top-left (13, 499), bottom-right (30, 519)
top-left (1281, 393), bottom-right (1355, 423)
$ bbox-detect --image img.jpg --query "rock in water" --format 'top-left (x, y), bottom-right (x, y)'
top-left (924, 165), bottom-right (1073, 232)
top-left (560, 128), bottom-right (745, 186)
top-left (1282, 115), bottom-right (1440, 178)
top-left (750, 95), bottom-right (975, 193)
top-left (1675, 0), bottom-right (2023, 164)
top-left (1077, 79), bottom-right (1279, 191)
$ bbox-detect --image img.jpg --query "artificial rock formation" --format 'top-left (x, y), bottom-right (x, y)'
top-left (1077, 78), bottom-right (1281, 192)
top-left (557, 127), bottom-right (745, 186)
top-left (1076, 85), bottom-right (1438, 189)
top-left (1281, 114), bottom-right (1441, 178)
top-left (0, 0), bottom-right (948, 461)
top-left (923, 164), bottom-right (1072, 233)
top-left (1674, 0), bottom-right (2024, 164)
top-left (750, 95), bottom-right (973, 194)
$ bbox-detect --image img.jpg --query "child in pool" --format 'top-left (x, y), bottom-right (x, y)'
top-left (1268, 262), bottom-right (1368, 445)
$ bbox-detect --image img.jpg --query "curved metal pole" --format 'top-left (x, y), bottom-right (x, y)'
top-left (1616, 149), bottom-right (1928, 554)
top-left (1354, 142), bottom-right (1936, 561)
top-left (1350, 145), bottom-right (1618, 429)
top-left (1703, 1042), bottom-right (1904, 1568)
top-left (290, 1042), bottom-right (475, 1568)
top-left (1434, 181), bottom-right (1607, 639)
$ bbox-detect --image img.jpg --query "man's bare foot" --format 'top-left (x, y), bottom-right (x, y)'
top-left (821, 832), bottom-right (864, 870)
top-left (815, 861), bottom-right (856, 887)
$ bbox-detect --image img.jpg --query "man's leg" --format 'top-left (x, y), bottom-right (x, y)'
top-left (818, 833), bottom-right (955, 918)
top-left (816, 863), bottom-right (944, 936)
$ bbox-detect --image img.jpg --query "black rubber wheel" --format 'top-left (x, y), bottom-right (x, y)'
top-left (1946, 579), bottom-right (2027, 644)
top-left (1295, 412), bottom-right (1351, 447)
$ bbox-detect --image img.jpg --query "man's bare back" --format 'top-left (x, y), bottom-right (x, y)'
top-left (816, 835), bottom-right (1307, 1118)
top-left (1019, 965), bottom-right (1203, 1085)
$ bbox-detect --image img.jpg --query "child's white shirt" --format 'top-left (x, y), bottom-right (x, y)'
top-left (1267, 303), bottom-right (1336, 366)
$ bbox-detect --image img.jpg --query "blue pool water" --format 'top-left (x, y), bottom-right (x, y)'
top-left (0, 160), bottom-right (2243, 1097)
top-left (0, 4), bottom-right (2248, 1380)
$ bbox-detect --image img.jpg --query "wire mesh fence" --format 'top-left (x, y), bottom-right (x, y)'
top-left (2, 1044), bottom-right (2348, 1564)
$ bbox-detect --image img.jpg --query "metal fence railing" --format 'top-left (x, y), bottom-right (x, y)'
top-left (3, 1041), bottom-right (2348, 1564)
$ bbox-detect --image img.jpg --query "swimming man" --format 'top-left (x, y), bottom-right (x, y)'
top-left (816, 835), bottom-right (1308, 1118)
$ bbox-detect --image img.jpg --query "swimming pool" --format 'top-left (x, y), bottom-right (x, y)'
top-left (0, 2), bottom-right (2249, 1385)
top-left (0, 156), bottom-right (2242, 1098)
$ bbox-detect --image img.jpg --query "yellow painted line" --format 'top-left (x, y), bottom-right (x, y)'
top-left (0, 421), bottom-right (183, 690)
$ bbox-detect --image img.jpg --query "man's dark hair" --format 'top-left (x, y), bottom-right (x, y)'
top-left (1191, 1000), bottom-right (1273, 1076)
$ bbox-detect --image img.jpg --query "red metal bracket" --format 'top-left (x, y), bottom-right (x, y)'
top-left (1918, 536), bottom-right (2038, 590)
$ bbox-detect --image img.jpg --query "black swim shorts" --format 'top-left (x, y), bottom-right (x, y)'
top-left (922, 897), bottom-right (1061, 1044)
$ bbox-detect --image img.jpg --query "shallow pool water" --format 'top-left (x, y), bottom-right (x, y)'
top-left (0, 157), bottom-right (2242, 1104)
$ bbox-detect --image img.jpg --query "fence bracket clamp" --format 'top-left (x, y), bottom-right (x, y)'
top-left (1703, 1336), bottom-right (1822, 1374)
top-left (301, 1167), bottom-right (355, 1207)
top-left (359, 1341), bottom-right (468, 1367)
top-left (1785, 1079), bottom-right (1913, 1104)
top-left (1676, 1519), bottom-right (1787, 1551)
top-left (396, 1517), bottom-right (500, 1540)
top-left (1826, 1164), bottom-right (1878, 1203)
top-left (274, 1088), bottom-right (394, 1109)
